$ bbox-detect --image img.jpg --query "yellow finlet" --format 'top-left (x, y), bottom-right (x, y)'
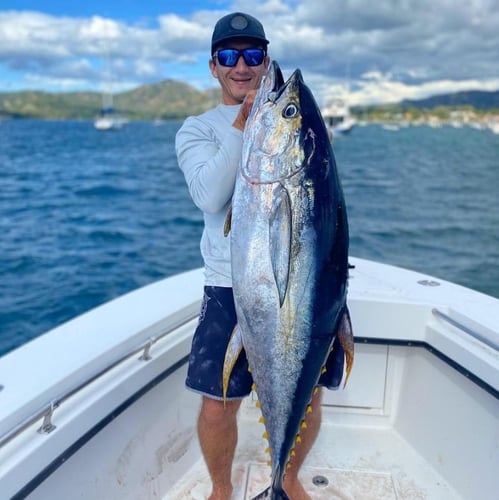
top-left (258, 416), bottom-right (265, 424)
top-left (255, 400), bottom-right (261, 408)
top-left (301, 421), bottom-right (307, 429)
top-left (306, 405), bottom-right (313, 414)
top-left (262, 432), bottom-right (269, 440)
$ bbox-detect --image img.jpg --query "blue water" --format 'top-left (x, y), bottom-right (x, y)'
top-left (1, 120), bottom-right (498, 356)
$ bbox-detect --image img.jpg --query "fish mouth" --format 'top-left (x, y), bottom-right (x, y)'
top-left (265, 60), bottom-right (285, 102)
top-left (265, 61), bottom-right (304, 104)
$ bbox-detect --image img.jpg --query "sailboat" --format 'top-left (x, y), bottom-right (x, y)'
top-left (94, 54), bottom-right (127, 131)
top-left (94, 91), bottom-right (127, 131)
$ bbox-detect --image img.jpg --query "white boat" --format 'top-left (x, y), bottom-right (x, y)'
top-left (322, 99), bottom-right (357, 136)
top-left (94, 116), bottom-right (128, 131)
top-left (94, 111), bottom-right (127, 131)
top-left (487, 120), bottom-right (499, 134)
top-left (381, 123), bottom-right (400, 132)
top-left (94, 88), bottom-right (127, 131)
top-left (0, 257), bottom-right (497, 499)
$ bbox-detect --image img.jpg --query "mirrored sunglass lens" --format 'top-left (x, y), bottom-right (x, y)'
top-left (217, 49), bottom-right (239, 66)
top-left (243, 49), bottom-right (264, 66)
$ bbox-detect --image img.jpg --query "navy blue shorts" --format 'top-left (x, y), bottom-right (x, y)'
top-left (185, 286), bottom-right (346, 400)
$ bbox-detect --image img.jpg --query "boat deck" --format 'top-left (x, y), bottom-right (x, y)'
top-left (166, 404), bottom-right (461, 500)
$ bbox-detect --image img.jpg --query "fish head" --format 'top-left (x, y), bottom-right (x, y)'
top-left (242, 62), bottom-right (305, 184)
top-left (242, 61), bottom-right (330, 186)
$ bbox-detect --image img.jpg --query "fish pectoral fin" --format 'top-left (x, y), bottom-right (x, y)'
top-left (223, 204), bottom-right (232, 237)
top-left (338, 307), bottom-right (355, 387)
top-left (269, 184), bottom-right (291, 307)
top-left (222, 325), bottom-right (244, 404)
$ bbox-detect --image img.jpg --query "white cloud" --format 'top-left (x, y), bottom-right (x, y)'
top-left (0, 1), bottom-right (498, 104)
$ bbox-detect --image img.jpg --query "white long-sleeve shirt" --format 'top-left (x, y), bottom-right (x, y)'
top-left (175, 103), bottom-right (243, 287)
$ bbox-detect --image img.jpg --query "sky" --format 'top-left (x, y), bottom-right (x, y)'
top-left (1, 0), bottom-right (499, 107)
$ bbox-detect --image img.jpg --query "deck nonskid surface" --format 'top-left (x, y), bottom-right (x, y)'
top-left (165, 412), bottom-right (461, 500)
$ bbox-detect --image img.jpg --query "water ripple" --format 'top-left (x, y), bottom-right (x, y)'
top-left (0, 120), bottom-right (497, 356)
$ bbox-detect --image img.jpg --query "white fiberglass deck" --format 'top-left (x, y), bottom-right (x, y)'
top-left (167, 402), bottom-right (461, 500)
top-left (166, 336), bottom-right (496, 500)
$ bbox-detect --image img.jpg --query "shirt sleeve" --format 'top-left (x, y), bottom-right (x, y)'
top-left (176, 115), bottom-right (243, 214)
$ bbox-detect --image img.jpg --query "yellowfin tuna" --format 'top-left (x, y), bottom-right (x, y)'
top-left (224, 61), bottom-right (354, 500)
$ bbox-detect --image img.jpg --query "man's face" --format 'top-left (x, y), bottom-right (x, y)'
top-left (209, 40), bottom-right (270, 105)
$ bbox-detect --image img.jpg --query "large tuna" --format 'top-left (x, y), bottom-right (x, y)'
top-left (223, 61), bottom-right (354, 500)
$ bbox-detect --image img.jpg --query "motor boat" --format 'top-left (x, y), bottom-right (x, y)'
top-left (322, 100), bottom-right (357, 137)
top-left (1, 257), bottom-right (497, 499)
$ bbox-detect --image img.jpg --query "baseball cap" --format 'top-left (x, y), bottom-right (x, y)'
top-left (211, 12), bottom-right (269, 54)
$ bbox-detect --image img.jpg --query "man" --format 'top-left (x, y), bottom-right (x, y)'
top-left (176, 12), bottom-right (323, 500)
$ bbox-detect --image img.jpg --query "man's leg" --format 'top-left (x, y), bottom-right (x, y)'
top-left (198, 396), bottom-right (242, 500)
top-left (283, 388), bottom-right (323, 500)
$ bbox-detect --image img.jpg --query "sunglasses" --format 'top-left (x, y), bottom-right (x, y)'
top-left (214, 48), bottom-right (266, 67)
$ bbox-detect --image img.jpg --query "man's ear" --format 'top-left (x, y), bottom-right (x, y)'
top-left (209, 58), bottom-right (218, 79)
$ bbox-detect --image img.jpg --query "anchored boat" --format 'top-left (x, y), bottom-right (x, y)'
top-left (0, 257), bottom-right (497, 499)
top-left (322, 99), bottom-right (357, 136)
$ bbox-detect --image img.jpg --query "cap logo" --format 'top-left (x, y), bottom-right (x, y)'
top-left (230, 15), bottom-right (249, 30)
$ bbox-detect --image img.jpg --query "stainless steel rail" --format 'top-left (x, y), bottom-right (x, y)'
top-left (432, 308), bottom-right (499, 352)
top-left (0, 302), bottom-right (200, 449)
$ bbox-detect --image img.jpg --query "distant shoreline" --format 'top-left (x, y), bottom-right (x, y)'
top-left (1, 82), bottom-right (498, 122)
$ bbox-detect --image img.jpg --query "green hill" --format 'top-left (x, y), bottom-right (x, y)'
top-left (0, 80), bottom-right (221, 120)
top-left (115, 80), bottom-right (221, 119)
top-left (0, 90), bottom-right (101, 119)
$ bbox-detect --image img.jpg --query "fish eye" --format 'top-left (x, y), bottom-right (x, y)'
top-left (282, 103), bottom-right (299, 119)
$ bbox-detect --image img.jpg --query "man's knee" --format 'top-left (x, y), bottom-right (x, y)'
top-left (200, 397), bottom-right (241, 425)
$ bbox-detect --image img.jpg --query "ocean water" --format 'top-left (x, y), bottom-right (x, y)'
top-left (1, 119), bottom-right (498, 356)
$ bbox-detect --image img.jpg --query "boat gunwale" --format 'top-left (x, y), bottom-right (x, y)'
top-left (9, 354), bottom-right (190, 500)
top-left (0, 304), bottom-right (199, 450)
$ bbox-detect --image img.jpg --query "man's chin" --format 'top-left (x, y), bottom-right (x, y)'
top-left (232, 84), bottom-right (252, 98)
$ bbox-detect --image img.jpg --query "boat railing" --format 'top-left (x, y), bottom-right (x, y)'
top-left (432, 308), bottom-right (499, 352)
top-left (0, 302), bottom-right (200, 450)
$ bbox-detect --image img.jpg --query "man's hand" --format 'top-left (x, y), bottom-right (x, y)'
top-left (232, 90), bottom-right (257, 131)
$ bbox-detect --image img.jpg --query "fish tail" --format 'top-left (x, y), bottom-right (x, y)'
top-left (251, 464), bottom-right (290, 499)
top-left (251, 487), bottom-right (290, 499)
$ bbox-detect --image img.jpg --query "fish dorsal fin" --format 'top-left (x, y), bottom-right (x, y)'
top-left (269, 184), bottom-right (291, 307)
top-left (223, 204), bottom-right (232, 237)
